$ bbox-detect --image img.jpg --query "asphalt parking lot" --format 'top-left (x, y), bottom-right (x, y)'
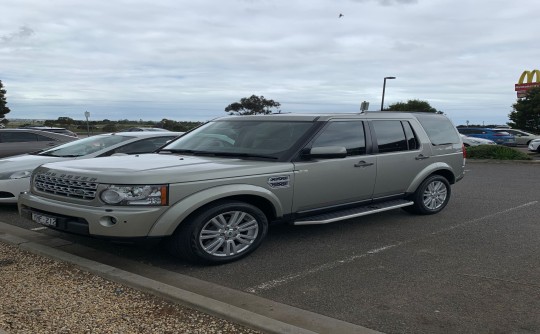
top-left (1, 161), bottom-right (539, 334)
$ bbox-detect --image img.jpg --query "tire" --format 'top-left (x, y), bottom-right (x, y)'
top-left (404, 175), bottom-right (451, 215)
top-left (166, 200), bottom-right (268, 264)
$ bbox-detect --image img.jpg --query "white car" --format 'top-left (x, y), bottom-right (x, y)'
top-left (460, 134), bottom-right (496, 147)
top-left (0, 131), bottom-right (183, 203)
top-left (528, 138), bottom-right (540, 152)
top-left (496, 129), bottom-right (540, 146)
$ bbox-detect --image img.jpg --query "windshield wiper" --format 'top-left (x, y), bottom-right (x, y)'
top-left (38, 153), bottom-right (82, 157)
top-left (205, 152), bottom-right (278, 160)
top-left (159, 149), bottom-right (201, 154)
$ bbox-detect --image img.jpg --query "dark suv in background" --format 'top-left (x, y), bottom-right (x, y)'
top-left (457, 127), bottom-right (516, 146)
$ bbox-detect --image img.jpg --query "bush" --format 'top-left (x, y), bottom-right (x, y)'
top-left (466, 145), bottom-right (531, 160)
top-left (102, 124), bottom-right (118, 132)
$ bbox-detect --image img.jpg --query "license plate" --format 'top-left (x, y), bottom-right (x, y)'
top-left (31, 212), bottom-right (57, 227)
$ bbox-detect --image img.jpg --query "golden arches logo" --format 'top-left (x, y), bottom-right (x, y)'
top-left (515, 69), bottom-right (540, 97)
top-left (518, 69), bottom-right (540, 84)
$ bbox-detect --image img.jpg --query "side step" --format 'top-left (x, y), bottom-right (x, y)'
top-left (293, 199), bottom-right (414, 225)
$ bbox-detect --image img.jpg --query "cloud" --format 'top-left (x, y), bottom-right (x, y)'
top-left (1, 25), bottom-right (35, 43)
top-left (349, 0), bottom-right (418, 5)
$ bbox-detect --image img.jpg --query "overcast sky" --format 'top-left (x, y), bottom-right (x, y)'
top-left (1, 0), bottom-right (538, 125)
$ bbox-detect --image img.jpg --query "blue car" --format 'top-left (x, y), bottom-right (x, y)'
top-left (457, 128), bottom-right (516, 146)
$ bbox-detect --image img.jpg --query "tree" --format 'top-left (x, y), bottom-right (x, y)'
top-left (0, 80), bottom-right (11, 119)
top-left (225, 95), bottom-right (281, 115)
top-left (508, 87), bottom-right (540, 133)
top-left (159, 119), bottom-right (202, 132)
top-left (386, 99), bottom-right (442, 113)
top-left (57, 117), bottom-right (74, 125)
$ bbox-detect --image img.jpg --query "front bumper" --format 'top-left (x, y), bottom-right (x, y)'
top-left (18, 192), bottom-right (168, 237)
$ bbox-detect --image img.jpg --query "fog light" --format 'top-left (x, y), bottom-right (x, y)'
top-left (99, 216), bottom-right (118, 227)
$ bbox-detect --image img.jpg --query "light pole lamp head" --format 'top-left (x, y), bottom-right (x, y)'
top-left (385, 76), bottom-right (396, 80)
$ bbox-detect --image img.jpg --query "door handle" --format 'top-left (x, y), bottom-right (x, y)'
top-left (354, 161), bottom-right (374, 167)
top-left (415, 154), bottom-right (429, 160)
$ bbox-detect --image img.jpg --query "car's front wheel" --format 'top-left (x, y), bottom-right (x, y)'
top-left (404, 175), bottom-right (451, 215)
top-left (167, 200), bottom-right (268, 264)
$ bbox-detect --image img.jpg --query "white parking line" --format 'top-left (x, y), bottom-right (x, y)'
top-left (30, 227), bottom-right (48, 231)
top-left (246, 201), bottom-right (538, 294)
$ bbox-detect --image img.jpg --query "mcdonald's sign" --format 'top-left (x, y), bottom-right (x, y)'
top-left (515, 69), bottom-right (540, 98)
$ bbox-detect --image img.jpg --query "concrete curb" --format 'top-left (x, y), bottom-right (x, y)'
top-left (0, 222), bottom-right (382, 334)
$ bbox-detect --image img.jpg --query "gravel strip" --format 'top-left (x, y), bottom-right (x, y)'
top-left (0, 241), bottom-right (261, 334)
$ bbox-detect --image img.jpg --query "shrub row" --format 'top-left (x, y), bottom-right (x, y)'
top-left (466, 145), bottom-right (532, 160)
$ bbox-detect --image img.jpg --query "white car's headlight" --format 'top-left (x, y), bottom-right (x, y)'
top-left (100, 184), bottom-right (168, 206)
top-left (0, 171), bottom-right (33, 180)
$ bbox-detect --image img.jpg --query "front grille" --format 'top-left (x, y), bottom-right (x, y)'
top-left (34, 173), bottom-right (99, 200)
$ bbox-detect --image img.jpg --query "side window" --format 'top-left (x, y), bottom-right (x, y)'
top-left (372, 120), bottom-right (408, 153)
top-left (403, 121), bottom-right (419, 150)
top-left (36, 134), bottom-right (56, 141)
top-left (0, 132), bottom-right (39, 143)
top-left (311, 121), bottom-right (366, 156)
top-left (415, 114), bottom-right (460, 145)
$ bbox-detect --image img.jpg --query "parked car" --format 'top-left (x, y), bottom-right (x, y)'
top-left (460, 134), bottom-right (496, 147)
top-left (19, 126), bottom-right (78, 137)
top-left (0, 129), bottom-right (77, 158)
top-left (123, 127), bottom-right (170, 132)
top-left (528, 138), bottom-right (540, 153)
top-left (493, 129), bottom-right (540, 145)
top-left (18, 112), bottom-right (465, 264)
top-left (0, 131), bottom-right (183, 203)
top-left (457, 128), bottom-right (516, 146)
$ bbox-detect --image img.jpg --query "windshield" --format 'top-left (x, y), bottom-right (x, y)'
top-left (160, 119), bottom-right (314, 158)
top-left (37, 135), bottom-right (132, 157)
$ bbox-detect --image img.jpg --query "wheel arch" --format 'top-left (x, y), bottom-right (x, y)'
top-left (148, 184), bottom-right (282, 237)
top-left (406, 163), bottom-right (456, 194)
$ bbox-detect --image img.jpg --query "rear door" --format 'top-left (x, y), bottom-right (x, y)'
top-left (369, 120), bottom-right (431, 198)
top-left (292, 120), bottom-right (376, 212)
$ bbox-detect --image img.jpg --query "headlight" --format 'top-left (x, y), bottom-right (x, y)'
top-left (100, 184), bottom-right (168, 206)
top-left (0, 171), bottom-right (32, 180)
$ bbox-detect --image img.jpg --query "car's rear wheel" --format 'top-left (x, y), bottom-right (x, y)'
top-left (404, 175), bottom-right (450, 215)
top-left (167, 200), bottom-right (268, 264)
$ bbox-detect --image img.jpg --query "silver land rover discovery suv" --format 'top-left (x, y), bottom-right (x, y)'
top-left (19, 112), bottom-right (465, 264)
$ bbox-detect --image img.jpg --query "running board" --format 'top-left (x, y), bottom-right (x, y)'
top-left (293, 199), bottom-right (414, 225)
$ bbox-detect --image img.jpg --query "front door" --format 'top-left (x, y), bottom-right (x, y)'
top-left (292, 121), bottom-right (376, 213)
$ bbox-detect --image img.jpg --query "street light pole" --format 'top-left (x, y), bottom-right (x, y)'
top-left (380, 76), bottom-right (396, 111)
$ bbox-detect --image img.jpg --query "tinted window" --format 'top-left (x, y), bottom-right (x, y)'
top-left (416, 114), bottom-right (460, 145)
top-left (312, 121), bottom-right (366, 156)
top-left (372, 121), bottom-right (408, 153)
top-left (0, 132), bottom-right (39, 143)
top-left (36, 133), bottom-right (56, 141)
top-left (403, 121), bottom-right (419, 150)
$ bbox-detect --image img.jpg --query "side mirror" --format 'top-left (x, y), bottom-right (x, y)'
top-left (305, 146), bottom-right (347, 159)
